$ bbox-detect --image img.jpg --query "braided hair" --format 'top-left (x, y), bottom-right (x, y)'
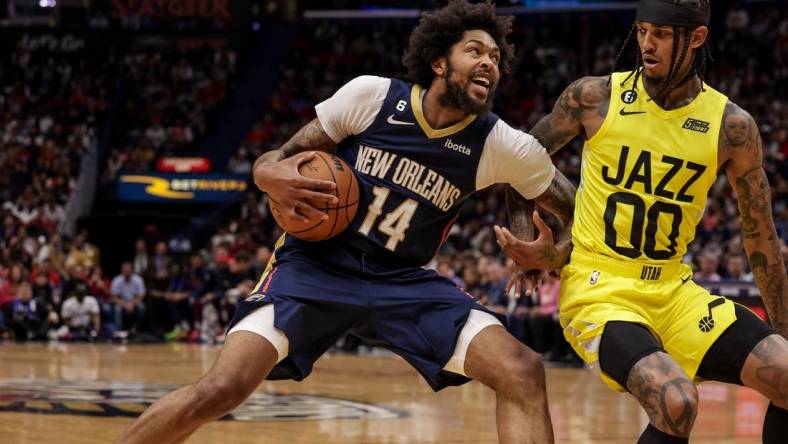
top-left (610, 0), bottom-right (713, 102)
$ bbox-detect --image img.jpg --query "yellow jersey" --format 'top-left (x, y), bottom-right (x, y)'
top-left (572, 72), bottom-right (728, 267)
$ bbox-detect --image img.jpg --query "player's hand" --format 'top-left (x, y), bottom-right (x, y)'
top-left (506, 264), bottom-right (542, 299)
top-left (255, 151), bottom-right (338, 224)
top-left (494, 211), bottom-right (558, 271)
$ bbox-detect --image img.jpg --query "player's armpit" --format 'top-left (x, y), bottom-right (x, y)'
top-left (722, 101), bottom-right (788, 336)
top-left (530, 76), bottom-right (609, 154)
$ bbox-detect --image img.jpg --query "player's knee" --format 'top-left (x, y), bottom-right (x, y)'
top-left (654, 381), bottom-right (698, 425)
top-left (191, 375), bottom-right (248, 419)
top-left (497, 345), bottom-right (545, 394)
top-left (766, 361), bottom-right (788, 409)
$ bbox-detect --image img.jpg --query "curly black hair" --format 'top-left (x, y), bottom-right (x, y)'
top-left (402, 0), bottom-right (514, 87)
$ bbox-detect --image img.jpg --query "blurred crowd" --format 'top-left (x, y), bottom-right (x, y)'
top-left (103, 42), bottom-right (237, 181)
top-left (0, 5), bottom-right (785, 364)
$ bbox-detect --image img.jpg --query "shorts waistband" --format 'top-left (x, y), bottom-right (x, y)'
top-left (569, 247), bottom-right (687, 282)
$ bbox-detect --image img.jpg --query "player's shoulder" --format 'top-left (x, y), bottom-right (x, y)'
top-left (722, 99), bottom-right (755, 123)
top-left (563, 75), bottom-right (611, 100)
top-left (338, 75), bottom-right (393, 97)
top-left (719, 99), bottom-right (760, 157)
top-left (484, 118), bottom-right (538, 152)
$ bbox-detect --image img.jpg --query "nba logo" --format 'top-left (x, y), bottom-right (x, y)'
top-left (589, 271), bottom-right (600, 285)
top-left (621, 90), bottom-right (637, 104)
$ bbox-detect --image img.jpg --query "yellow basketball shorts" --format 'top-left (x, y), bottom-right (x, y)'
top-left (559, 248), bottom-right (737, 392)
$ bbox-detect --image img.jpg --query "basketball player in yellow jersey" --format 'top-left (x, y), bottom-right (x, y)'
top-left (495, 1), bottom-right (788, 442)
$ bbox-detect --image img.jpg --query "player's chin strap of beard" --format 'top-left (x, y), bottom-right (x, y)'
top-left (635, 0), bottom-right (711, 102)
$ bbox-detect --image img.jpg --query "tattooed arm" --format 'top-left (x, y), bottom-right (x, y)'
top-left (721, 101), bottom-right (788, 337)
top-left (530, 75), bottom-right (610, 154)
top-left (497, 170), bottom-right (576, 272)
top-left (253, 118), bottom-right (339, 223)
top-left (253, 118), bottom-right (337, 188)
top-left (503, 76), bottom-right (609, 264)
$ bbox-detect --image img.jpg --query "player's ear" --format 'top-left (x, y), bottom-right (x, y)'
top-left (689, 26), bottom-right (708, 49)
top-left (432, 56), bottom-right (447, 78)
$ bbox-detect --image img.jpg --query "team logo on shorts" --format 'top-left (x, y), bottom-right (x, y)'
top-left (589, 271), bottom-right (600, 285)
top-left (698, 298), bottom-right (726, 332)
top-left (621, 90), bottom-right (638, 104)
top-left (245, 293), bottom-right (266, 302)
top-left (0, 379), bottom-right (406, 421)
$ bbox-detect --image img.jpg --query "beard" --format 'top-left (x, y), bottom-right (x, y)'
top-left (642, 69), bottom-right (667, 86)
top-left (438, 63), bottom-right (495, 116)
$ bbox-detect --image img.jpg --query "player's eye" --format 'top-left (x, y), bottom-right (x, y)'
top-left (468, 47), bottom-right (480, 55)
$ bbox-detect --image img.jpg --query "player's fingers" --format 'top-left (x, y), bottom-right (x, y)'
top-left (494, 225), bottom-right (519, 246)
top-left (291, 150), bottom-right (317, 164)
top-left (493, 225), bottom-right (507, 247)
top-left (292, 201), bottom-right (328, 223)
top-left (524, 275), bottom-right (534, 297)
top-left (296, 188), bottom-right (339, 205)
top-left (293, 176), bottom-right (337, 192)
top-left (288, 204), bottom-right (310, 224)
top-left (506, 277), bottom-right (517, 298)
top-left (532, 211), bottom-right (552, 237)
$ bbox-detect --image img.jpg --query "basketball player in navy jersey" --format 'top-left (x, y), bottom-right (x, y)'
top-left (117, 2), bottom-right (575, 443)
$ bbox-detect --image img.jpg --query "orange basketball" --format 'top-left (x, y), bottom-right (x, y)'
top-left (269, 151), bottom-right (360, 241)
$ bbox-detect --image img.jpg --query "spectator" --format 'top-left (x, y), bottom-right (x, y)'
top-left (109, 261), bottom-right (147, 335)
top-left (132, 238), bottom-right (149, 277)
top-left (59, 282), bottom-right (100, 341)
top-left (8, 282), bottom-right (45, 341)
top-left (725, 253), bottom-right (752, 281)
top-left (436, 258), bottom-right (464, 289)
top-left (696, 250), bottom-right (723, 282)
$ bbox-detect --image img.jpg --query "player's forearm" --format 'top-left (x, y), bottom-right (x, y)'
top-left (730, 159), bottom-right (788, 336)
top-left (552, 226), bottom-right (574, 270)
top-left (256, 118), bottom-right (336, 167)
top-left (536, 170), bottom-right (576, 269)
top-left (505, 186), bottom-right (535, 241)
top-left (742, 226), bottom-right (788, 337)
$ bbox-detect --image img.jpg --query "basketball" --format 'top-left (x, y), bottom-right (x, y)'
top-left (269, 151), bottom-right (360, 241)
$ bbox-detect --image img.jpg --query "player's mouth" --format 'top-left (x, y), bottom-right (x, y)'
top-left (643, 55), bottom-right (660, 71)
top-left (469, 75), bottom-right (492, 99)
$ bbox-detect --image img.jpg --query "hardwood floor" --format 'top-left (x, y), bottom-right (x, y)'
top-left (0, 342), bottom-right (768, 443)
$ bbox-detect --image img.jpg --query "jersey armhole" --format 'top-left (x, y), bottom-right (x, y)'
top-left (709, 95), bottom-right (728, 173)
top-left (586, 76), bottom-right (618, 146)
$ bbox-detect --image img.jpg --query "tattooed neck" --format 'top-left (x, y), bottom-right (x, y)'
top-left (644, 75), bottom-right (701, 110)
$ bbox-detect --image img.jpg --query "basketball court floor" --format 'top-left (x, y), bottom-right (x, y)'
top-left (0, 342), bottom-right (769, 443)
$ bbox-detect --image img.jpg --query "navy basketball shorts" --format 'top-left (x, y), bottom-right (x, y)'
top-left (227, 237), bottom-right (506, 391)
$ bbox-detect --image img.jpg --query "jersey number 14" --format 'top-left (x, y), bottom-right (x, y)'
top-left (358, 186), bottom-right (418, 251)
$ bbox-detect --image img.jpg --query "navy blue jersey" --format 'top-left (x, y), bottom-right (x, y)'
top-left (295, 76), bottom-right (554, 268)
top-left (326, 79), bottom-right (498, 266)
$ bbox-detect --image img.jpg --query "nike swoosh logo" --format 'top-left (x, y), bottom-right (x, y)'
top-left (681, 275), bottom-right (692, 284)
top-left (620, 108), bottom-right (646, 116)
top-left (387, 114), bottom-right (415, 126)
